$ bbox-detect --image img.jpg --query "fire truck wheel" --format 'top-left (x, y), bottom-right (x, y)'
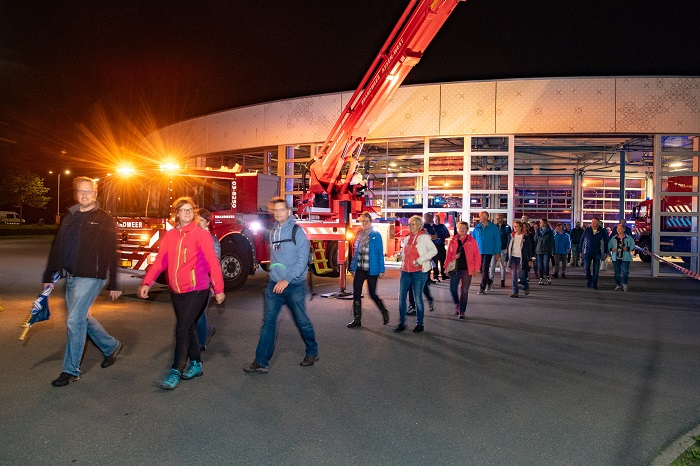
top-left (221, 242), bottom-right (251, 291)
top-left (322, 241), bottom-right (340, 277)
top-left (637, 238), bottom-right (652, 263)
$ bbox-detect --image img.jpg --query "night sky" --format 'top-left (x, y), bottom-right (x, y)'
top-left (1, 0), bottom-right (699, 174)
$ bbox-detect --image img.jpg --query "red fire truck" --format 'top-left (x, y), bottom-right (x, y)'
top-left (108, 0), bottom-right (465, 292)
top-left (632, 176), bottom-right (693, 263)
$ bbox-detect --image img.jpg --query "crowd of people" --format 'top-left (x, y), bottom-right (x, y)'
top-left (41, 177), bottom-right (636, 388)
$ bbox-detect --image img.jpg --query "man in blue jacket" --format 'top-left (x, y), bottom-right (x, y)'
top-left (580, 217), bottom-right (609, 289)
top-left (244, 197), bottom-right (318, 373)
top-left (473, 211), bottom-right (501, 294)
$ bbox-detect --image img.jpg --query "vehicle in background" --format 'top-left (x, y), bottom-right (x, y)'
top-left (0, 211), bottom-right (24, 224)
top-left (632, 176), bottom-right (692, 263)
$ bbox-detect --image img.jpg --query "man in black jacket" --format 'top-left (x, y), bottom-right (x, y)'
top-left (569, 221), bottom-right (584, 266)
top-left (43, 177), bottom-right (123, 387)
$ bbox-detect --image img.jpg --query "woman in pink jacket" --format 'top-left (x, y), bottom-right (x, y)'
top-left (138, 197), bottom-right (225, 390)
top-left (444, 221), bottom-right (482, 319)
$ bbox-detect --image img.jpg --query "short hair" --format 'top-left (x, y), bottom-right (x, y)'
top-left (513, 220), bottom-right (523, 228)
top-left (359, 211), bottom-right (372, 221)
top-left (269, 197), bottom-right (289, 209)
top-left (73, 176), bottom-right (97, 193)
top-left (409, 215), bottom-right (423, 226)
top-left (172, 197), bottom-right (196, 225)
top-left (457, 220), bottom-right (470, 230)
top-left (540, 218), bottom-right (549, 226)
top-left (195, 208), bottom-right (211, 223)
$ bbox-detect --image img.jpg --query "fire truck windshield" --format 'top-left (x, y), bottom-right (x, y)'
top-left (101, 170), bottom-right (234, 218)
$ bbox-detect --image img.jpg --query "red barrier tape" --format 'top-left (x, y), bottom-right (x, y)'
top-left (635, 246), bottom-right (700, 280)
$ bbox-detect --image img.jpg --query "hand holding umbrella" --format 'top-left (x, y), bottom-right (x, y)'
top-left (19, 272), bottom-right (60, 341)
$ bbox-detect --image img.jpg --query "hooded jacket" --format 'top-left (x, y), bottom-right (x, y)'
top-left (142, 221), bottom-right (224, 294)
top-left (268, 216), bottom-right (309, 284)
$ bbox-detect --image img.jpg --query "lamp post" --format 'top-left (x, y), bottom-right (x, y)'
top-left (49, 170), bottom-right (70, 224)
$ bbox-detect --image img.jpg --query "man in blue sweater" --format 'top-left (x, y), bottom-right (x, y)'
top-left (473, 211), bottom-right (501, 294)
top-left (580, 217), bottom-right (609, 289)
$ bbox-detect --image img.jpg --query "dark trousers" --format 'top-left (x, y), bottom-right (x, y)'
top-left (450, 270), bottom-right (472, 314)
top-left (480, 254), bottom-right (493, 290)
top-left (433, 244), bottom-right (447, 278)
top-left (171, 289), bottom-right (209, 371)
top-left (352, 268), bottom-right (382, 309)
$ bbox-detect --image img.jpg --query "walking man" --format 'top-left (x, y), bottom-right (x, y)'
top-left (43, 177), bottom-right (123, 387)
top-left (581, 217), bottom-right (609, 289)
top-left (433, 215), bottom-right (451, 280)
top-left (570, 221), bottom-right (584, 266)
top-left (490, 214), bottom-right (511, 287)
top-left (244, 197), bottom-right (318, 373)
top-left (473, 211), bottom-right (501, 294)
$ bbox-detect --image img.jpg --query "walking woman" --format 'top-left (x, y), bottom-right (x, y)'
top-left (535, 218), bottom-right (555, 284)
top-left (396, 215), bottom-right (437, 333)
top-left (347, 212), bottom-right (389, 328)
top-left (506, 220), bottom-right (533, 298)
top-left (137, 197), bottom-right (225, 390)
top-left (608, 223), bottom-right (635, 291)
top-left (444, 221), bottom-right (481, 319)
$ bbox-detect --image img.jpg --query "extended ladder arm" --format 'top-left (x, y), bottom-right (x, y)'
top-left (309, 0), bottom-right (465, 198)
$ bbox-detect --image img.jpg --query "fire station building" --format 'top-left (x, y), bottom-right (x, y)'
top-left (149, 76), bottom-right (700, 277)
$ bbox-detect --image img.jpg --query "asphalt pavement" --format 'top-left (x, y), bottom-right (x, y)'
top-left (0, 237), bottom-right (699, 466)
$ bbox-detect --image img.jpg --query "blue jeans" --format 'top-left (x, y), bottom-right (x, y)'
top-left (537, 253), bottom-right (550, 277)
top-left (399, 270), bottom-right (429, 326)
top-left (255, 280), bottom-right (317, 368)
top-left (584, 255), bottom-right (602, 287)
top-left (509, 257), bottom-right (529, 295)
top-left (196, 292), bottom-right (214, 348)
top-left (613, 260), bottom-right (630, 286)
top-left (63, 276), bottom-right (119, 376)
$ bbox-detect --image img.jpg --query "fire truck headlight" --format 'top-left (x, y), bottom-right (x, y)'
top-left (250, 221), bottom-right (262, 234)
top-left (147, 253), bottom-right (158, 265)
top-left (346, 231), bottom-right (355, 241)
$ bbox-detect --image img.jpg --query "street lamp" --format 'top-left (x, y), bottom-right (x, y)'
top-left (49, 170), bottom-right (70, 224)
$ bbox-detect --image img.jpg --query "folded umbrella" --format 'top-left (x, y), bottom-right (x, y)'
top-left (19, 271), bottom-right (60, 341)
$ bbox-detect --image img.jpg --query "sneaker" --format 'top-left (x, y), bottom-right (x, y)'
top-left (561, 273), bottom-right (566, 278)
top-left (413, 325), bottom-right (424, 333)
top-left (485, 284), bottom-right (492, 291)
top-left (428, 301), bottom-right (435, 312)
top-left (51, 372), bottom-right (79, 387)
top-left (614, 285), bottom-right (622, 291)
top-left (160, 369), bottom-right (181, 390)
top-left (101, 341), bottom-right (123, 368)
top-left (546, 276), bottom-right (552, 285)
top-left (394, 323), bottom-right (407, 333)
top-left (477, 289), bottom-right (485, 295)
top-left (552, 273), bottom-right (559, 278)
top-left (300, 355), bottom-right (319, 366)
top-left (538, 278), bottom-right (544, 285)
top-left (454, 304), bottom-right (460, 316)
top-left (623, 284), bottom-right (629, 292)
top-left (243, 361), bottom-right (269, 374)
top-left (524, 289), bottom-right (529, 295)
top-left (458, 313), bottom-right (465, 320)
top-left (181, 360), bottom-right (203, 380)
top-left (510, 293), bottom-right (518, 298)
top-left (500, 280), bottom-right (505, 288)
top-left (406, 306), bottom-right (416, 316)
top-left (427, 279), bottom-right (437, 285)
top-left (441, 274), bottom-right (450, 281)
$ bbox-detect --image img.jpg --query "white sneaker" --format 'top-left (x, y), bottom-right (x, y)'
top-left (623, 284), bottom-right (629, 292)
top-left (614, 285), bottom-right (622, 291)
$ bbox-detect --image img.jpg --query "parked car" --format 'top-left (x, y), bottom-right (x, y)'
top-left (0, 211), bottom-right (25, 224)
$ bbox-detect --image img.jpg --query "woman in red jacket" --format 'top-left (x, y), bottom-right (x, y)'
top-left (444, 221), bottom-right (481, 319)
top-left (137, 197), bottom-right (225, 390)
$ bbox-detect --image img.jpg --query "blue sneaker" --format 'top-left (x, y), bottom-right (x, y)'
top-left (181, 361), bottom-right (203, 380)
top-left (160, 369), bottom-right (181, 390)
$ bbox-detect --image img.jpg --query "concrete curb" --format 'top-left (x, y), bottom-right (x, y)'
top-left (650, 423), bottom-right (700, 466)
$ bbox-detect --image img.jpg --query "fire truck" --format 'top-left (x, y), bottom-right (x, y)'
top-left (632, 176), bottom-right (693, 263)
top-left (109, 0), bottom-right (464, 292)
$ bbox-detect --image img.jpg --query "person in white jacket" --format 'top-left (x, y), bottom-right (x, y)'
top-left (396, 215), bottom-right (438, 334)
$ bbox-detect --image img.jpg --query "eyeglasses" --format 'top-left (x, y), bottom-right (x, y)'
top-left (179, 208), bottom-right (194, 213)
top-left (76, 190), bottom-right (95, 196)
top-left (271, 208), bottom-right (288, 213)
